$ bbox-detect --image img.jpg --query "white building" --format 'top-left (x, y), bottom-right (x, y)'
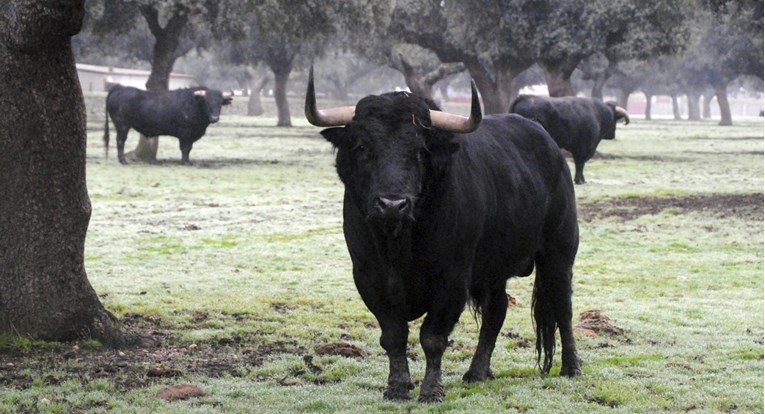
top-left (76, 63), bottom-right (196, 92)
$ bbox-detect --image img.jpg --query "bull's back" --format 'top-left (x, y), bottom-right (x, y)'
top-left (457, 114), bottom-right (565, 196)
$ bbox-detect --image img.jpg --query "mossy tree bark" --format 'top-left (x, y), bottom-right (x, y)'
top-left (0, 0), bottom-right (129, 346)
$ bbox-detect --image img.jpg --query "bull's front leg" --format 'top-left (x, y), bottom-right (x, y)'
top-left (418, 278), bottom-right (467, 403)
top-left (379, 318), bottom-right (414, 400)
top-left (179, 140), bottom-right (193, 165)
top-left (573, 159), bottom-right (586, 184)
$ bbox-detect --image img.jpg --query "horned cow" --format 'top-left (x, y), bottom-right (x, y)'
top-left (104, 85), bottom-right (232, 165)
top-left (306, 67), bottom-right (582, 403)
top-left (510, 95), bottom-right (629, 184)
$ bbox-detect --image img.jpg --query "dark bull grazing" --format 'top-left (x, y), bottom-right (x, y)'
top-left (306, 67), bottom-right (581, 403)
top-left (103, 85), bottom-right (232, 164)
top-left (509, 95), bottom-right (630, 184)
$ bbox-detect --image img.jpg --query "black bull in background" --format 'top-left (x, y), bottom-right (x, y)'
top-left (104, 85), bottom-right (232, 165)
top-left (510, 95), bottom-right (630, 184)
top-left (306, 67), bottom-right (581, 403)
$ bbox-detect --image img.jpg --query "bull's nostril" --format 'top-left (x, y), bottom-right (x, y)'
top-left (376, 196), bottom-right (410, 216)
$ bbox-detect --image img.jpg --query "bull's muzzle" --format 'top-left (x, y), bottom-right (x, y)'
top-left (210, 116), bottom-right (220, 123)
top-left (375, 196), bottom-right (411, 219)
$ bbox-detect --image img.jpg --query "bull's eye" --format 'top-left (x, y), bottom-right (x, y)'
top-left (352, 143), bottom-right (369, 160)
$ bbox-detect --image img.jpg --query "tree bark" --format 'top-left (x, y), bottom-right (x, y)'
top-left (263, 43), bottom-right (295, 127)
top-left (132, 5), bottom-right (189, 162)
top-left (544, 74), bottom-right (575, 97)
top-left (713, 81), bottom-right (733, 126)
top-left (0, 0), bottom-right (128, 345)
top-left (466, 58), bottom-right (528, 114)
top-left (687, 90), bottom-right (702, 121)
top-left (671, 93), bottom-right (682, 120)
top-left (702, 89), bottom-right (716, 119)
top-left (591, 74), bottom-right (608, 101)
top-left (273, 68), bottom-right (292, 127)
top-left (617, 89), bottom-right (631, 110)
top-left (247, 75), bottom-right (270, 117)
top-left (541, 55), bottom-right (583, 97)
top-left (644, 93), bottom-right (653, 121)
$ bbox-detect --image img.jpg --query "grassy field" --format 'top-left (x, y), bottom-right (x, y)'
top-left (0, 95), bottom-right (763, 413)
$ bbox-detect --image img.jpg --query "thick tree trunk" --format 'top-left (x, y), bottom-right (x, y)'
top-left (466, 59), bottom-right (527, 114)
top-left (591, 73), bottom-right (609, 101)
top-left (541, 56), bottom-right (582, 97)
top-left (687, 90), bottom-right (702, 121)
top-left (273, 69), bottom-right (292, 127)
top-left (714, 82), bottom-right (733, 126)
top-left (403, 70), bottom-right (433, 101)
top-left (617, 89), bottom-right (631, 110)
top-left (702, 89), bottom-right (716, 119)
top-left (247, 75), bottom-right (270, 116)
top-left (671, 94), bottom-right (682, 120)
top-left (264, 44), bottom-right (295, 127)
top-left (132, 5), bottom-right (188, 162)
top-left (644, 93), bottom-right (653, 121)
top-left (543, 68), bottom-right (576, 97)
top-left (0, 0), bottom-right (128, 345)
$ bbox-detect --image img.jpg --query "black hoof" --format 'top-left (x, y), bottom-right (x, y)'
top-left (418, 392), bottom-right (444, 403)
top-left (560, 363), bottom-right (582, 377)
top-left (462, 368), bottom-right (494, 383)
top-left (418, 383), bottom-right (445, 403)
top-left (383, 383), bottom-right (413, 401)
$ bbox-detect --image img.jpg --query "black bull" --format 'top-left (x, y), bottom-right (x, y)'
top-left (510, 95), bottom-right (630, 184)
top-left (306, 69), bottom-right (581, 403)
top-left (103, 85), bottom-right (232, 164)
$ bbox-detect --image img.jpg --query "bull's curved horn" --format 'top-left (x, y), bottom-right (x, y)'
top-left (194, 90), bottom-right (206, 97)
top-left (222, 90), bottom-right (233, 98)
top-left (305, 66), bottom-right (355, 127)
top-left (615, 106), bottom-right (630, 125)
top-left (429, 79), bottom-right (482, 133)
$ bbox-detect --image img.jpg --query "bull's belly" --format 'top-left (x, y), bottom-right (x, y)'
top-left (132, 126), bottom-right (177, 139)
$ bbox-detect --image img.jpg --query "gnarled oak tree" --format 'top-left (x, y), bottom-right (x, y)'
top-left (0, 0), bottom-right (127, 345)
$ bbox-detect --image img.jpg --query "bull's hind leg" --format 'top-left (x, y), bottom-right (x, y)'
top-left (533, 252), bottom-right (581, 377)
top-left (116, 128), bottom-right (130, 164)
top-left (463, 285), bottom-right (507, 382)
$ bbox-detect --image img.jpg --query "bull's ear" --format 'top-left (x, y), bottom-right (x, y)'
top-left (320, 127), bottom-right (349, 149)
top-left (222, 91), bottom-right (233, 106)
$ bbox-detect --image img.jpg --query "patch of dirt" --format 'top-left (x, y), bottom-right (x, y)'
top-left (574, 310), bottom-right (624, 337)
top-left (578, 193), bottom-right (763, 223)
top-left (157, 384), bottom-right (206, 401)
top-left (0, 314), bottom-right (306, 393)
top-left (315, 342), bottom-right (367, 359)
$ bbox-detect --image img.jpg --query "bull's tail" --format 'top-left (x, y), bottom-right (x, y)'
top-left (531, 267), bottom-right (557, 375)
top-left (531, 250), bottom-right (577, 376)
top-left (103, 87), bottom-right (117, 159)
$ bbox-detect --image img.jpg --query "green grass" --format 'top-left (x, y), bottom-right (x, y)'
top-left (1, 98), bottom-right (762, 413)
